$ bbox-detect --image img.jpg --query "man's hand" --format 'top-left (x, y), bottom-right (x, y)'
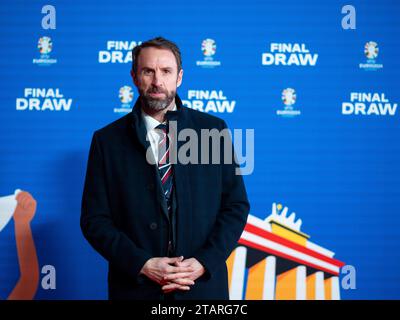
top-left (162, 257), bottom-right (205, 294)
top-left (140, 256), bottom-right (195, 292)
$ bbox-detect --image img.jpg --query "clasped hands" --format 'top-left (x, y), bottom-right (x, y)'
top-left (140, 256), bottom-right (205, 294)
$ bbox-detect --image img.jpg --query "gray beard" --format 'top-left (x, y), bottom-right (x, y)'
top-left (141, 91), bottom-right (175, 111)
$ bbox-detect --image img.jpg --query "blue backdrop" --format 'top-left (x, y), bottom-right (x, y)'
top-left (0, 0), bottom-right (399, 299)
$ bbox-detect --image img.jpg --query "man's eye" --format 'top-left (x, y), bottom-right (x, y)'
top-left (163, 69), bottom-right (171, 74)
top-left (143, 69), bottom-right (153, 75)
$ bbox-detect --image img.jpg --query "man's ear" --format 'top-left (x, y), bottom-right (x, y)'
top-left (131, 69), bottom-right (138, 87)
top-left (176, 69), bottom-right (183, 88)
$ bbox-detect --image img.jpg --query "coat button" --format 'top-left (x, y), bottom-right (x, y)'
top-left (149, 222), bottom-right (158, 230)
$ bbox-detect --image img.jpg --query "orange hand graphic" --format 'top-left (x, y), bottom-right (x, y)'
top-left (13, 191), bottom-right (37, 225)
top-left (6, 190), bottom-right (39, 300)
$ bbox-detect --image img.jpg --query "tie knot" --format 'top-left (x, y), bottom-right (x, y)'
top-left (156, 123), bottom-right (167, 132)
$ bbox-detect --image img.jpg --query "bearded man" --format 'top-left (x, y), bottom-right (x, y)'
top-left (81, 37), bottom-right (250, 300)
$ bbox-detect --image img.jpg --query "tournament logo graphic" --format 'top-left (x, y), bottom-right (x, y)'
top-left (0, 189), bottom-right (39, 299)
top-left (33, 36), bottom-right (57, 66)
top-left (196, 38), bottom-right (221, 68)
top-left (277, 88), bottom-right (301, 117)
top-left (114, 85), bottom-right (134, 114)
top-left (282, 88), bottom-right (296, 105)
top-left (98, 40), bottom-right (141, 64)
top-left (262, 43), bottom-right (318, 66)
top-left (182, 90), bottom-right (236, 113)
top-left (16, 88), bottom-right (73, 112)
top-left (202, 38), bottom-right (216, 56)
top-left (342, 92), bottom-right (397, 116)
top-left (227, 202), bottom-right (346, 300)
top-left (119, 85), bottom-right (133, 104)
top-left (359, 41), bottom-right (383, 71)
top-left (365, 41), bottom-right (378, 59)
top-left (38, 36), bottom-right (52, 54)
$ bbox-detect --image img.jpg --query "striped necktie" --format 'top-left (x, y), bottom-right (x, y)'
top-left (156, 123), bottom-right (174, 216)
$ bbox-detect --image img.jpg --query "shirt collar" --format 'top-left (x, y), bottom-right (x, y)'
top-left (141, 104), bottom-right (177, 133)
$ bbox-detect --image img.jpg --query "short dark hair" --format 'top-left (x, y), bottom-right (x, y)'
top-left (131, 36), bottom-right (182, 74)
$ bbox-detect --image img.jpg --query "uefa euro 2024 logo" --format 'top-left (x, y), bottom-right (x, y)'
top-left (119, 85), bottom-right (133, 105)
top-left (364, 41), bottom-right (378, 60)
top-left (282, 88), bottom-right (296, 107)
top-left (33, 36), bottom-right (57, 66)
top-left (38, 36), bottom-right (52, 54)
top-left (114, 85), bottom-right (134, 114)
top-left (359, 41), bottom-right (382, 71)
top-left (276, 88), bottom-right (301, 117)
top-left (202, 39), bottom-right (216, 57)
top-left (196, 38), bottom-right (221, 68)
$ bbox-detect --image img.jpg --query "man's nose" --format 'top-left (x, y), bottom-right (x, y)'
top-left (152, 71), bottom-right (162, 86)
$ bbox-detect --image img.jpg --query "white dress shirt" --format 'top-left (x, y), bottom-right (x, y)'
top-left (141, 104), bottom-right (176, 163)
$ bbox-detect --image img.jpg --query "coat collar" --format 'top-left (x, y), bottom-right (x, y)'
top-left (130, 94), bottom-right (187, 151)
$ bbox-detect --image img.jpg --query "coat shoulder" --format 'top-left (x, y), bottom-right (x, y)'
top-left (94, 113), bottom-right (131, 140)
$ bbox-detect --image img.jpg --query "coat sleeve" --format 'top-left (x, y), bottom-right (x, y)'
top-left (80, 131), bottom-right (152, 281)
top-left (193, 120), bottom-right (250, 279)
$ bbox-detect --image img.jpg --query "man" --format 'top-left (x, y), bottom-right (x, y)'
top-left (81, 37), bottom-right (250, 300)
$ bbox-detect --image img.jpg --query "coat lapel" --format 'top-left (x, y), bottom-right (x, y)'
top-left (130, 95), bottom-right (193, 255)
top-left (130, 99), bottom-right (169, 222)
top-left (166, 96), bottom-right (193, 256)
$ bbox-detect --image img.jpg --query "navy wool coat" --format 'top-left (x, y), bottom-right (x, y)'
top-left (81, 95), bottom-right (250, 300)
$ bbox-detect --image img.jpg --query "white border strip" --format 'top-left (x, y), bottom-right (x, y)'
top-left (242, 231), bottom-right (340, 274)
top-left (306, 241), bottom-right (335, 258)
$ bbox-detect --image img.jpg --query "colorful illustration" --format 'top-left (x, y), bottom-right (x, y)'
top-left (227, 203), bottom-right (345, 300)
top-left (0, 189), bottom-right (39, 300)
